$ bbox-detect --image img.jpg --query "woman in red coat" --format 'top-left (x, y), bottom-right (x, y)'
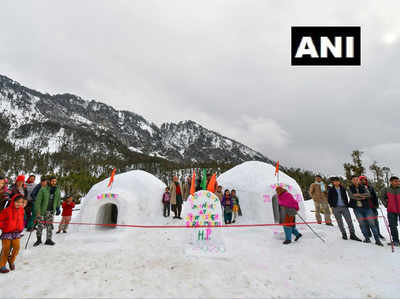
top-left (0, 194), bottom-right (25, 273)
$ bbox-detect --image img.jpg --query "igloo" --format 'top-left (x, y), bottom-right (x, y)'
top-left (80, 170), bottom-right (166, 230)
top-left (217, 161), bottom-right (306, 224)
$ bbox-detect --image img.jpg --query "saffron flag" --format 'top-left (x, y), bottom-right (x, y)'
top-left (107, 168), bottom-right (116, 188)
top-left (274, 161), bottom-right (279, 176)
top-left (200, 168), bottom-right (207, 190)
top-left (190, 170), bottom-right (196, 196)
top-left (207, 173), bottom-right (217, 193)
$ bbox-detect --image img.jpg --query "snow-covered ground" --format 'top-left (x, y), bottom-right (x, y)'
top-left (2, 201), bottom-right (399, 298)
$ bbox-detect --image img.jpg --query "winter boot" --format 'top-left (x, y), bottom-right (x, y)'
top-left (63, 230), bottom-right (67, 233)
top-left (0, 267), bottom-right (9, 274)
top-left (387, 241), bottom-right (400, 247)
top-left (375, 240), bottom-right (384, 247)
top-left (45, 239), bottom-right (56, 246)
top-left (8, 261), bottom-right (15, 271)
top-left (363, 238), bottom-right (371, 244)
top-left (283, 240), bottom-right (291, 245)
top-left (326, 223), bottom-right (334, 227)
top-left (350, 234), bottom-right (362, 242)
top-left (342, 233), bottom-right (348, 240)
top-left (294, 233), bottom-right (303, 242)
top-left (33, 239), bottom-right (42, 247)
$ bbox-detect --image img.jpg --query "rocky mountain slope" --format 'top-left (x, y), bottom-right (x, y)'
top-left (0, 74), bottom-right (272, 165)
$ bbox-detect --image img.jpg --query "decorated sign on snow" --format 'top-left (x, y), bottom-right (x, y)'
top-left (182, 190), bottom-right (225, 254)
top-left (97, 193), bottom-right (119, 200)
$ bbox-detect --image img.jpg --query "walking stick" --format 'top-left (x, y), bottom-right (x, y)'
top-left (25, 223), bottom-right (37, 250)
top-left (297, 214), bottom-right (326, 243)
top-left (379, 207), bottom-right (395, 253)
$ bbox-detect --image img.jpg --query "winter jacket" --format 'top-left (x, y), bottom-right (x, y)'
top-left (30, 184), bottom-right (42, 202)
top-left (221, 196), bottom-right (234, 213)
top-left (26, 182), bottom-right (36, 202)
top-left (10, 184), bottom-right (27, 199)
top-left (348, 184), bottom-right (370, 209)
top-left (309, 182), bottom-right (327, 202)
top-left (277, 191), bottom-right (299, 211)
top-left (182, 182), bottom-right (190, 201)
top-left (34, 186), bottom-right (61, 216)
top-left (0, 195), bottom-right (25, 233)
top-left (380, 186), bottom-right (400, 214)
top-left (327, 185), bottom-right (350, 208)
top-left (215, 191), bottom-right (223, 203)
top-left (0, 188), bottom-right (10, 212)
top-left (162, 192), bottom-right (171, 203)
top-left (61, 201), bottom-right (75, 217)
top-left (169, 182), bottom-right (182, 205)
top-left (362, 184), bottom-right (379, 209)
top-left (231, 195), bottom-right (242, 216)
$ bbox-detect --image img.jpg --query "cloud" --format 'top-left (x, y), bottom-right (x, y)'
top-left (0, 0), bottom-right (399, 176)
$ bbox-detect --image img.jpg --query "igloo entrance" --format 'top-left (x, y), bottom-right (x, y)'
top-left (96, 203), bottom-right (118, 229)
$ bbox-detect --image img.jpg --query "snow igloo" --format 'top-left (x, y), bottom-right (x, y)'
top-left (80, 170), bottom-right (166, 230)
top-left (217, 161), bottom-right (306, 224)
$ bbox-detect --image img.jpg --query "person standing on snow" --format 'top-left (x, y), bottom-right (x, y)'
top-left (169, 176), bottom-right (183, 219)
top-left (0, 194), bottom-right (25, 274)
top-left (25, 175), bottom-right (36, 231)
top-left (276, 186), bottom-right (302, 245)
top-left (56, 195), bottom-right (75, 234)
top-left (221, 189), bottom-right (233, 224)
top-left (0, 177), bottom-right (10, 213)
top-left (231, 189), bottom-right (242, 223)
top-left (359, 176), bottom-right (385, 240)
top-left (33, 176), bottom-right (61, 246)
top-left (215, 185), bottom-right (223, 203)
top-left (327, 177), bottom-right (362, 241)
top-left (348, 176), bottom-right (383, 246)
top-left (10, 175), bottom-right (27, 202)
top-left (380, 176), bottom-right (400, 247)
top-left (182, 177), bottom-right (191, 201)
top-left (161, 187), bottom-right (171, 218)
top-left (309, 175), bottom-right (333, 226)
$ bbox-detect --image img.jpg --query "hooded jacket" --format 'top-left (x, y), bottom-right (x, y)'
top-left (0, 194), bottom-right (25, 233)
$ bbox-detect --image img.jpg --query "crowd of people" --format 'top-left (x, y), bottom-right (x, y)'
top-left (0, 174), bottom-right (75, 274)
top-left (306, 174), bottom-right (400, 247)
top-left (161, 175), bottom-right (242, 224)
top-left (0, 171), bottom-right (399, 274)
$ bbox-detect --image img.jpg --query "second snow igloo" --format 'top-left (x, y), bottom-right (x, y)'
top-left (80, 170), bottom-right (166, 230)
top-left (217, 161), bottom-right (306, 224)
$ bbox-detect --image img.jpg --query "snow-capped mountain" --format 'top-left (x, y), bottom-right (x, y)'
top-left (0, 74), bottom-right (272, 164)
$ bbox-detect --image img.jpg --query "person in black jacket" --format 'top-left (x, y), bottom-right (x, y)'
top-left (328, 177), bottom-right (361, 241)
top-left (348, 176), bottom-right (383, 246)
top-left (359, 176), bottom-right (385, 240)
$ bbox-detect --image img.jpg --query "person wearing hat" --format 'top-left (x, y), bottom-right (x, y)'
top-left (33, 176), bottom-right (61, 246)
top-left (359, 175), bottom-right (385, 240)
top-left (276, 186), bottom-right (302, 244)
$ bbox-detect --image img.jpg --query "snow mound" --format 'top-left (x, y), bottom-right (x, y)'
top-left (80, 170), bottom-right (166, 229)
top-left (217, 161), bottom-right (306, 224)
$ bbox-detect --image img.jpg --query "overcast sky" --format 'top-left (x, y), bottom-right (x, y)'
top-left (1, 0), bottom-right (399, 176)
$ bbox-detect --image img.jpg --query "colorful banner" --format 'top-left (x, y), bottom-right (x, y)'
top-left (97, 193), bottom-right (119, 200)
top-left (183, 190), bottom-right (225, 254)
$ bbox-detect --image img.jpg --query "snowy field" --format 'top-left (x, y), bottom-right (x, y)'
top-left (2, 201), bottom-right (399, 298)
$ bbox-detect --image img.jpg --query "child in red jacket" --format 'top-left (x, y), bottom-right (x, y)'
top-left (0, 194), bottom-right (25, 273)
top-left (56, 195), bottom-right (75, 234)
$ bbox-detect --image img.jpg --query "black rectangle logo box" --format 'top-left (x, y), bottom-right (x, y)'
top-left (291, 26), bottom-right (361, 65)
